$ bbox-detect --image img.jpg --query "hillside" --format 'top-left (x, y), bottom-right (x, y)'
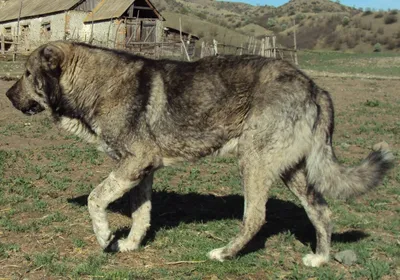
top-left (152, 0), bottom-right (400, 52)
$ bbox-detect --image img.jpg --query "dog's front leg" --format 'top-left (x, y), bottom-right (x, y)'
top-left (87, 155), bottom-right (156, 250)
top-left (117, 172), bottom-right (153, 252)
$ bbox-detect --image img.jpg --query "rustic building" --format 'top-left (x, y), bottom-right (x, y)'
top-left (0, 0), bottom-right (164, 54)
top-left (0, 0), bottom-right (94, 52)
top-left (83, 0), bottom-right (164, 53)
top-left (162, 26), bottom-right (199, 58)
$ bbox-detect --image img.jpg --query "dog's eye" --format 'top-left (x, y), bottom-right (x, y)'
top-left (25, 70), bottom-right (31, 78)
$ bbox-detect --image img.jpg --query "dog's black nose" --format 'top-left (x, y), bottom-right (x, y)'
top-left (22, 101), bottom-right (45, 115)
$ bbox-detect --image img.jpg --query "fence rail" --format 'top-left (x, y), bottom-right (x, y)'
top-left (200, 35), bottom-right (298, 65)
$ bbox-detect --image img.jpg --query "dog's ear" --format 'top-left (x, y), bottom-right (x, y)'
top-left (41, 44), bottom-right (64, 71)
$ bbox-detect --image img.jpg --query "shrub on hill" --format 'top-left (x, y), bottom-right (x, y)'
top-left (387, 38), bottom-right (396, 50)
top-left (342, 16), bottom-right (350, 26)
top-left (267, 18), bottom-right (276, 28)
top-left (363, 10), bottom-right (373, 16)
top-left (295, 13), bottom-right (305, 22)
top-left (384, 14), bottom-right (397, 24)
top-left (374, 43), bottom-right (382, 52)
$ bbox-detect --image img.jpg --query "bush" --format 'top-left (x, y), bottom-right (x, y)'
top-left (295, 13), bottom-right (305, 22)
top-left (353, 18), bottom-right (361, 28)
top-left (374, 13), bottom-right (384, 18)
top-left (179, 7), bottom-right (189, 15)
top-left (196, 12), bottom-right (207, 20)
top-left (267, 18), bottom-right (276, 28)
top-left (209, 27), bottom-right (218, 38)
top-left (361, 21), bottom-right (372, 30)
top-left (390, 10), bottom-right (398, 15)
top-left (381, 36), bottom-right (389, 45)
top-left (347, 36), bottom-right (358, 48)
top-left (377, 27), bottom-right (384, 34)
top-left (363, 10), bottom-right (373, 16)
top-left (342, 16), bottom-right (350, 26)
top-left (333, 39), bottom-right (342, 50)
top-left (387, 39), bottom-right (396, 50)
top-left (384, 14), bottom-right (397, 24)
top-left (373, 43), bottom-right (382, 52)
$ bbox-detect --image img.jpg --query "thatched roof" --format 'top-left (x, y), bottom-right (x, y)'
top-left (84, 0), bottom-right (164, 23)
top-left (0, 0), bottom-right (83, 23)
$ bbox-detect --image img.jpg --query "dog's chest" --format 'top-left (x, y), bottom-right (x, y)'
top-left (59, 117), bottom-right (120, 160)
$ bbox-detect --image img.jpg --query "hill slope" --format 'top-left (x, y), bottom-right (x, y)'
top-left (153, 0), bottom-right (400, 52)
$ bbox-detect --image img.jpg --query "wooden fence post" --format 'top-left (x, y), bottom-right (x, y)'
top-left (213, 39), bottom-right (218, 56)
top-left (1, 33), bottom-right (5, 55)
top-left (179, 18), bottom-right (191, 61)
top-left (114, 20), bottom-right (122, 48)
top-left (260, 38), bottom-right (265, 57)
top-left (247, 36), bottom-right (252, 54)
top-left (106, 19), bottom-right (112, 47)
top-left (272, 36), bottom-right (276, 58)
top-left (293, 19), bottom-right (298, 65)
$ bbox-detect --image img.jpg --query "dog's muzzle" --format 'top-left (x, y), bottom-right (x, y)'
top-left (21, 100), bottom-right (45, 115)
top-left (6, 82), bottom-right (45, 116)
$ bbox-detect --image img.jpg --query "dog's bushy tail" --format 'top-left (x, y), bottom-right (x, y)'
top-left (306, 89), bottom-right (394, 199)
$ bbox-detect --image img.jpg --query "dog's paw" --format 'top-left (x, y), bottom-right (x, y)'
top-left (302, 254), bottom-right (329, 267)
top-left (95, 231), bottom-right (114, 249)
top-left (207, 247), bottom-right (228, 262)
top-left (117, 238), bottom-right (140, 252)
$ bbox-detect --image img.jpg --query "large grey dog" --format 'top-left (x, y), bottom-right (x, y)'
top-left (6, 41), bottom-right (393, 267)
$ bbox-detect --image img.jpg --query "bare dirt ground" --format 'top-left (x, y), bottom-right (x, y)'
top-left (0, 76), bottom-right (399, 279)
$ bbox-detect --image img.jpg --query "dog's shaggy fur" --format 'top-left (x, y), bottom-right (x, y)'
top-left (6, 41), bottom-right (394, 267)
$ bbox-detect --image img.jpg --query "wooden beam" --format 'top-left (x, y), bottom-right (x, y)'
top-left (133, 6), bottom-right (153, 11)
top-left (128, 4), bottom-right (134, 17)
top-left (143, 0), bottom-right (164, 20)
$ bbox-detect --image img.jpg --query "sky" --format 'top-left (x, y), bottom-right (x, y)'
top-left (218, 0), bottom-right (400, 10)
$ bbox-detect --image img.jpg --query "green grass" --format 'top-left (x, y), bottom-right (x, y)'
top-left (0, 55), bottom-right (399, 279)
top-left (299, 50), bottom-right (400, 76)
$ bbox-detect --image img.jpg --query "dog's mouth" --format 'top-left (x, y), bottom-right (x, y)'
top-left (22, 101), bottom-right (45, 116)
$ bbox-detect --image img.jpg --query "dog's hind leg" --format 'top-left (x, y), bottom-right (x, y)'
top-left (117, 172), bottom-right (153, 252)
top-left (281, 163), bottom-right (332, 267)
top-left (208, 150), bottom-right (273, 261)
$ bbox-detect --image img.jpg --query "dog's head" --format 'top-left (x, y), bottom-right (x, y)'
top-left (6, 42), bottom-right (66, 116)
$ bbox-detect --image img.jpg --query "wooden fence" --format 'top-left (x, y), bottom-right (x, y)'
top-left (2, 18), bottom-right (298, 65)
top-left (0, 33), bottom-right (22, 61)
top-left (201, 35), bottom-right (298, 65)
